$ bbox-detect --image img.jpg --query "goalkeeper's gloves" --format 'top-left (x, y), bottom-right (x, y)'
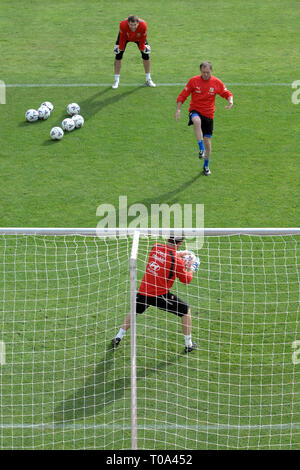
top-left (113, 45), bottom-right (120, 54)
top-left (143, 44), bottom-right (151, 54)
top-left (190, 257), bottom-right (200, 272)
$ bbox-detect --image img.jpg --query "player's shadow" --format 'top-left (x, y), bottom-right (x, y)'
top-left (77, 85), bottom-right (145, 122)
top-left (115, 171), bottom-right (203, 225)
top-left (141, 171), bottom-right (203, 205)
top-left (42, 86), bottom-right (144, 145)
top-left (53, 343), bottom-right (178, 423)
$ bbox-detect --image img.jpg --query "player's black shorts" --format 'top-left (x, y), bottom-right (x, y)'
top-left (188, 110), bottom-right (214, 137)
top-left (136, 292), bottom-right (189, 317)
top-left (115, 34), bottom-right (149, 60)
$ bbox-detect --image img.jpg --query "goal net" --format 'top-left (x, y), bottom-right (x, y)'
top-left (0, 228), bottom-right (299, 450)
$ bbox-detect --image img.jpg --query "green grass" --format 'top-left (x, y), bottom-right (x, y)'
top-left (1, 0), bottom-right (300, 227)
top-left (0, 0), bottom-right (300, 450)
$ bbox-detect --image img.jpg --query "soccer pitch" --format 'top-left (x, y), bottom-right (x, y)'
top-left (0, 0), bottom-right (300, 450)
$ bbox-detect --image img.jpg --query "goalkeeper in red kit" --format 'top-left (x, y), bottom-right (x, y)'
top-left (175, 61), bottom-right (233, 175)
top-left (112, 237), bottom-right (200, 353)
top-left (112, 14), bottom-right (156, 89)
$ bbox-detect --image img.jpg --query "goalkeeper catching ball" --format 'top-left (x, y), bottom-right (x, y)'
top-left (112, 237), bottom-right (199, 353)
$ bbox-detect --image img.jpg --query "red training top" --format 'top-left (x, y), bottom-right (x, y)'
top-left (118, 18), bottom-right (147, 51)
top-left (177, 75), bottom-right (233, 119)
top-left (139, 243), bottom-right (193, 297)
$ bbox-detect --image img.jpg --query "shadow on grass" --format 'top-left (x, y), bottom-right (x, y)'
top-left (18, 119), bottom-right (47, 128)
top-left (42, 86), bottom-right (145, 144)
top-left (114, 171), bottom-right (203, 225)
top-left (60, 85), bottom-right (145, 124)
top-left (53, 342), bottom-right (178, 423)
top-left (138, 171), bottom-right (203, 206)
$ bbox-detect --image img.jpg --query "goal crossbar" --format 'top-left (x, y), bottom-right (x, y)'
top-left (0, 227), bottom-right (300, 236)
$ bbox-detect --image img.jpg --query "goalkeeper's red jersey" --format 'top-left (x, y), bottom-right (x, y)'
top-left (177, 75), bottom-right (233, 119)
top-left (138, 243), bottom-right (193, 297)
top-left (118, 18), bottom-right (147, 51)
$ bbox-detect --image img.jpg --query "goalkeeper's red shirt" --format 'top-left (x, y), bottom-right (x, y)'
top-left (118, 18), bottom-right (147, 51)
top-left (139, 243), bottom-right (193, 297)
top-left (177, 75), bottom-right (233, 119)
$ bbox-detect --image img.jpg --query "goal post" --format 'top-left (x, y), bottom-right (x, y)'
top-left (0, 227), bottom-right (299, 450)
top-left (130, 230), bottom-right (139, 451)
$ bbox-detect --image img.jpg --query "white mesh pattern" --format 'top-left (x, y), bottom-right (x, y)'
top-left (0, 231), bottom-right (299, 449)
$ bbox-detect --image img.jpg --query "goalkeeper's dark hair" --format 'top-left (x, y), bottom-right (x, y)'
top-left (200, 61), bottom-right (213, 70)
top-left (167, 236), bottom-right (184, 245)
top-left (128, 14), bottom-right (139, 22)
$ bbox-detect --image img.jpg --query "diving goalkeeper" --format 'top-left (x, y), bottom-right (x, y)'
top-left (112, 237), bottom-right (199, 353)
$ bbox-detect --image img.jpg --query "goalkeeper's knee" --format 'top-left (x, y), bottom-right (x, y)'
top-left (141, 45), bottom-right (151, 60)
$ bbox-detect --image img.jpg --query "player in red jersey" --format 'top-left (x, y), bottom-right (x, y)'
top-left (112, 237), bottom-right (200, 353)
top-left (175, 61), bottom-right (233, 175)
top-left (112, 15), bottom-right (156, 89)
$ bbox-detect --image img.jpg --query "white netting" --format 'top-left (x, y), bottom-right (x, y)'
top-left (0, 230), bottom-right (299, 449)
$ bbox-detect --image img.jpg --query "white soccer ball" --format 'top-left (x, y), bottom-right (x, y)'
top-left (67, 102), bottom-right (80, 116)
top-left (41, 101), bottom-right (54, 112)
top-left (25, 109), bottom-right (39, 122)
top-left (182, 252), bottom-right (196, 268)
top-left (50, 127), bottom-right (64, 140)
top-left (37, 105), bottom-right (51, 120)
top-left (72, 114), bottom-right (84, 128)
top-left (62, 118), bottom-right (75, 131)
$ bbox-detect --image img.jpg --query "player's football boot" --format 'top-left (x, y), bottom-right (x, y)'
top-left (112, 80), bottom-right (119, 89)
top-left (185, 342), bottom-right (197, 353)
top-left (145, 79), bottom-right (156, 88)
top-left (198, 149), bottom-right (205, 159)
top-left (203, 167), bottom-right (211, 176)
top-left (112, 337), bottom-right (121, 347)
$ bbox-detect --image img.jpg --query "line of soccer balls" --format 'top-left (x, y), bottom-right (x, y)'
top-left (25, 102), bottom-right (84, 140)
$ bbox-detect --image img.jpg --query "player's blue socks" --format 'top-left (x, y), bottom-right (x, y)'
top-left (198, 140), bottom-right (205, 151)
top-left (203, 158), bottom-right (209, 168)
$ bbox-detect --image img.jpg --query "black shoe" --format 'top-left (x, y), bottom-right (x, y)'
top-left (203, 167), bottom-right (211, 176)
top-left (112, 337), bottom-right (121, 347)
top-left (185, 342), bottom-right (197, 353)
top-left (199, 149), bottom-right (205, 159)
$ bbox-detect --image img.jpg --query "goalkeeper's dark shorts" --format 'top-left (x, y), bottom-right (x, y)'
top-left (135, 292), bottom-right (189, 317)
top-left (115, 34), bottom-right (150, 60)
top-left (188, 110), bottom-right (214, 137)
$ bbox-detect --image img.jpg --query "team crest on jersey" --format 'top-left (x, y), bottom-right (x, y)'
top-left (136, 33), bottom-right (141, 37)
top-left (148, 261), bottom-right (160, 275)
top-left (209, 87), bottom-right (215, 94)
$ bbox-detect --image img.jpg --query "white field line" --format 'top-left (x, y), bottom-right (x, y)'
top-left (0, 423), bottom-right (299, 431)
top-left (6, 82), bottom-right (293, 88)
